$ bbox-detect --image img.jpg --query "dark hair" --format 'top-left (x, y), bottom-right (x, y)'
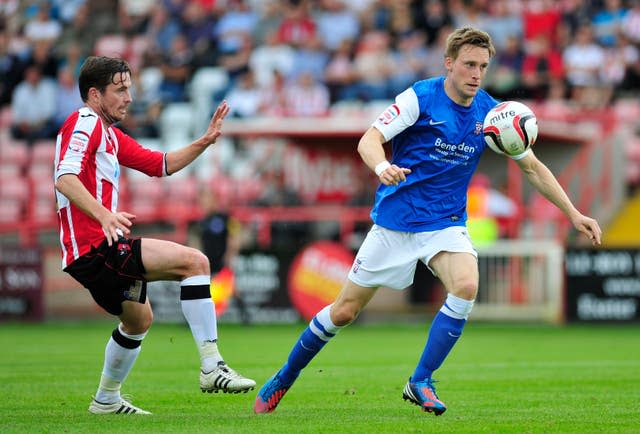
top-left (78, 56), bottom-right (131, 102)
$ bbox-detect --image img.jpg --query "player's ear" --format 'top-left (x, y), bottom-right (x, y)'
top-left (444, 56), bottom-right (452, 72)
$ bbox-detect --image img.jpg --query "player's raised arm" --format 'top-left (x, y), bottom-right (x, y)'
top-left (164, 100), bottom-right (231, 175)
top-left (515, 151), bottom-right (602, 245)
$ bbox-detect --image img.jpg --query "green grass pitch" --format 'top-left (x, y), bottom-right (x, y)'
top-left (1, 320), bottom-right (639, 433)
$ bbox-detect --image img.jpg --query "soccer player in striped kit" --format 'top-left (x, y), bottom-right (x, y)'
top-left (255, 27), bottom-right (602, 415)
top-left (55, 56), bottom-right (255, 415)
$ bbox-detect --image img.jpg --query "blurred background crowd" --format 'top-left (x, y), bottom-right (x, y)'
top-left (2, 0), bottom-right (640, 137)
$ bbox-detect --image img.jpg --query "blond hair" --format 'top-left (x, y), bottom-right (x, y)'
top-left (445, 27), bottom-right (496, 60)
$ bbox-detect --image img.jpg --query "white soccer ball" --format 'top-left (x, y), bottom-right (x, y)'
top-left (483, 101), bottom-right (538, 156)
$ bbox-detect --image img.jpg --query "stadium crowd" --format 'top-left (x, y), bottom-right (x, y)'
top-left (0, 0), bottom-right (639, 227)
top-left (2, 0), bottom-right (640, 124)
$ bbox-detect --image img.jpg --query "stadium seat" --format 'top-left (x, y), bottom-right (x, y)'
top-left (0, 175), bottom-right (29, 200)
top-left (31, 140), bottom-right (57, 165)
top-left (0, 198), bottom-right (23, 223)
top-left (138, 67), bottom-right (163, 100)
top-left (0, 142), bottom-right (29, 168)
top-left (188, 67), bottom-right (229, 103)
top-left (159, 103), bottom-right (193, 143)
top-left (188, 67), bottom-right (229, 134)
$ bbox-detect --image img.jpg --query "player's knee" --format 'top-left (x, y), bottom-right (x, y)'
top-left (452, 279), bottom-right (478, 301)
top-left (330, 303), bottom-right (360, 326)
top-left (184, 248), bottom-right (210, 277)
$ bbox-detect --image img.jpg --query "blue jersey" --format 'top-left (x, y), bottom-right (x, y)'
top-left (370, 76), bottom-right (498, 232)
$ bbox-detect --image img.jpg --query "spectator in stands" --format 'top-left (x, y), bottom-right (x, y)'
top-left (214, 0), bottom-right (258, 56)
top-left (248, 28), bottom-right (294, 88)
top-left (521, 0), bottom-right (562, 52)
top-left (252, 0), bottom-right (284, 45)
top-left (218, 32), bottom-right (253, 87)
top-left (23, 0), bottom-right (61, 43)
top-left (57, 41), bottom-right (85, 79)
top-left (347, 30), bottom-right (393, 101)
top-left (10, 64), bottom-right (57, 144)
top-left (118, 0), bottom-right (154, 36)
top-left (591, 0), bottom-right (628, 48)
top-left (484, 34), bottom-right (524, 100)
top-left (288, 35), bottom-right (329, 83)
top-left (49, 0), bottom-right (86, 24)
top-left (0, 31), bottom-right (26, 106)
top-left (54, 2), bottom-right (94, 58)
top-left (158, 33), bottom-right (193, 102)
top-left (521, 33), bottom-right (564, 100)
top-left (283, 70), bottom-right (330, 117)
top-left (484, 0), bottom-right (522, 52)
top-left (450, 0), bottom-right (490, 30)
top-left (54, 66), bottom-right (83, 128)
top-left (388, 30), bottom-right (428, 98)
top-left (26, 39), bottom-right (59, 79)
top-left (422, 25), bottom-right (451, 78)
top-left (622, 0), bottom-right (640, 45)
top-left (179, 1), bottom-right (216, 67)
top-left (315, 0), bottom-right (360, 52)
top-left (144, 3), bottom-right (181, 60)
top-left (563, 24), bottom-right (606, 104)
top-left (257, 70), bottom-right (287, 116)
top-left (224, 70), bottom-right (263, 118)
top-left (277, 0), bottom-right (316, 48)
top-left (324, 38), bottom-right (358, 103)
top-left (413, 0), bottom-right (454, 46)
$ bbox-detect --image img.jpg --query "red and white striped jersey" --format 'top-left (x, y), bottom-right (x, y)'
top-left (55, 106), bottom-right (166, 268)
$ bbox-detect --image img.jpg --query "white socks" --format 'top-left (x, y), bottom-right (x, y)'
top-left (95, 324), bottom-right (147, 404)
top-left (180, 275), bottom-right (223, 372)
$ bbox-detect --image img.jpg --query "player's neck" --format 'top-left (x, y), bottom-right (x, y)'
top-left (86, 102), bottom-right (116, 129)
top-left (443, 78), bottom-right (473, 107)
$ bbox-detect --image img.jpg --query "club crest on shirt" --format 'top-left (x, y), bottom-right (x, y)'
top-left (378, 104), bottom-right (400, 125)
top-left (474, 121), bottom-right (483, 135)
top-left (69, 130), bottom-right (90, 152)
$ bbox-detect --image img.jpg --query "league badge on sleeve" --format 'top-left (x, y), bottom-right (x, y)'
top-left (378, 104), bottom-right (400, 125)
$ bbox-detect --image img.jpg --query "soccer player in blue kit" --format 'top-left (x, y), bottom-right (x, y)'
top-left (254, 27), bottom-right (602, 415)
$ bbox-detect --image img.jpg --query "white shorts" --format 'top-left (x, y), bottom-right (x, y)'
top-left (347, 224), bottom-right (477, 290)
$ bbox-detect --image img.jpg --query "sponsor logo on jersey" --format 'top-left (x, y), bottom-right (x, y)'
top-left (378, 104), bottom-right (400, 125)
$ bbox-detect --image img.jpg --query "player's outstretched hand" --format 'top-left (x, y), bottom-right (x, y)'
top-left (573, 214), bottom-right (602, 246)
top-left (379, 164), bottom-right (412, 186)
top-left (100, 211), bottom-right (136, 246)
top-left (202, 100), bottom-right (230, 145)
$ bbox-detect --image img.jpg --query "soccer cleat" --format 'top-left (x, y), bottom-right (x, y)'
top-left (253, 371), bottom-right (291, 414)
top-left (200, 362), bottom-right (256, 393)
top-left (402, 377), bottom-right (447, 415)
top-left (88, 397), bottom-right (151, 415)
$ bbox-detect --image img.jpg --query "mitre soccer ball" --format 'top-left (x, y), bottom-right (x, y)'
top-left (483, 101), bottom-right (538, 156)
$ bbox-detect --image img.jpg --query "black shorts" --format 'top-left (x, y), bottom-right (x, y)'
top-left (64, 237), bottom-right (147, 316)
